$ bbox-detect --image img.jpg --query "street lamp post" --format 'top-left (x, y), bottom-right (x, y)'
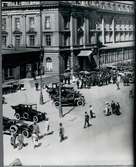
top-left (39, 1), bottom-right (44, 105)
top-left (59, 54), bottom-right (63, 118)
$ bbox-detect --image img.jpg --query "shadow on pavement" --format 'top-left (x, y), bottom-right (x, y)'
top-left (63, 106), bottom-right (76, 117)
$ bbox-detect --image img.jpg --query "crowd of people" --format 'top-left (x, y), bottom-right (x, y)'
top-left (75, 69), bottom-right (133, 89)
top-left (84, 101), bottom-right (121, 128)
top-left (10, 116), bottom-right (67, 150)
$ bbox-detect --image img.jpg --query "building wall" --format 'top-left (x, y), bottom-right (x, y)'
top-left (2, 1), bottom-right (135, 78)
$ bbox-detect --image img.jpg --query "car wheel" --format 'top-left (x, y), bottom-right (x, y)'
top-left (23, 112), bottom-right (29, 120)
top-left (54, 101), bottom-right (59, 106)
top-left (77, 99), bottom-right (83, 106)
top-left (15, 113), bottom-right (21, 120)
top-left (22, 129), bottom-right (30, 138)
top-left (10, 125), bottom-right (18, 134)
top-left (33, 116), bottom-right (39, 123)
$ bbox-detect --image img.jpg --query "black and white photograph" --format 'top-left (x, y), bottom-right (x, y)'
top-left (0, 1), bottom-right (135, 166)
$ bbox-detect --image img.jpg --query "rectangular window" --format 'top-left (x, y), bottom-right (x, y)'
top-left (45, 34), bottom-right (51, 46)
top-left (15, 35), bottom-right (21, 47)
top-left (29, 35), bottom-right (35, 46)
top-left (13, 1), bottom-right (21, 5)
top-left (2, 3), bottom-right (8, 7)
top-left (4, 68), bottom-right (13, 79)
top-left (45, 16), bottom-right (51, 29)
top-left (2, 36), bottom-right (7, 47)
top-left (29, 17), bottom-right (35, 29)
top-left (15, 17), bottom-right (20, 30)
top-left (64, 16), bottom-right (70, 30)
top-left (64, 35), bottom-right (69, 46)
top-left (2, 18), bottom-right (6, 30)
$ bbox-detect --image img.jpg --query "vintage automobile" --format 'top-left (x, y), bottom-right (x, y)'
top-left (3, 116), bottom-right (33, 138)
top-left (53, 91), bottom-right (85, 107)
top-left (11, 103), bottom-right (47, 122)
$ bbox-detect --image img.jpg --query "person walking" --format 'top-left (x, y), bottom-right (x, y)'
top-left (59, 123), bottom-right (65, 142)
top-left (104, 102), bottom-right (111, 116)
top-left (17, 132), bottom-right (25, 150)
top-left (116, 75), bottom-right (121, 90)
top-left (89, 105), bottom-right (96, 118)
top-left (32, 131), bottom-right (39, 148)
top-left (84, 112), bottom-right (91, 128)
top-left (111, 100), bottom-right (116, 114)
top-left (76, 79), bottom-right (80, 89)
top-left (115, 102), bottom-right (121, 115)
top-left (35, 80), bottom-right (39, 91)
top-left (32, 122), bottom-right (40, 138)
top-left (45, 118), bottom-right (52, 134)
top-left (10, 131), bottom-right (17, 149)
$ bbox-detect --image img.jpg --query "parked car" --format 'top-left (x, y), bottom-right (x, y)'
top-left (11, 103), bottom-right (47, 122)
top-left (3, 116), bottom-right (33, 138)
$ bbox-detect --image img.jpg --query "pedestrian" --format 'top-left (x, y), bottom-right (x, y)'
top-left (17, 132), bottom-right (25, 150)
top-left (32, 122), bottom-right (40, 138)
top-left (32, 131), bottom-right (39, 148)
top-left (35, 80), bottom-right (39, 91)
top-left (115, 102), bottom-right (121, 115)
top-left (59, 123), bottom-right (65, 142)
top-left (89, 105), bottom-right (96, 118)
top-left (104, 102), bottom-right (111, 116)
top-left (45, 118), bottom-right (51, 134)
top-left (116, 75), bottom-right (120, 90)
top-left (76, 79), bottom-right (80, 89)
top-left (10, 131), bottom-right (17, 149)
top-left (111, 100), bottom-right (116, 114)
top-left (84, 112), bottom-right (91, 128)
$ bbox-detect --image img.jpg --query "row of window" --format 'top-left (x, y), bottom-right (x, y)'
top-left (73, 1), bottom-right (134, 13)
top-left (2, 34), bottom-right (52, 48)
top-left (2, 16), bottom-right (51, 31)
top-left (100, 49), bottom-right (134, 64)
top-left (2, 1), bottom-right (134, 13)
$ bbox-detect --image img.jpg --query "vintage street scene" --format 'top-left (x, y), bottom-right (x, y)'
top-left (1, 1), bottom-right (134, 166)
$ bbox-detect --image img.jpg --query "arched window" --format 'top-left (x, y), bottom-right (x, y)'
top-left (46, 57), bottom-right (53, 72)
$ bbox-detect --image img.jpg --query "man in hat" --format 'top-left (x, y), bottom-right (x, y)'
top-left (59, 123), bottom-right (65, 142)
top-left (111, 100), bottom-right (116, 114)
top-left (84, 112), bottom-right (91, 128)
top-left (17, 131), bottom-right (25, 150)
top-left (10, 131), bottom-right (17, 149)
top-left (89, 105), bottom-right (96, 118)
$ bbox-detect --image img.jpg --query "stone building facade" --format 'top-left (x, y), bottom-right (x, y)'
top-left (2, 1), bottom-right (134, 81)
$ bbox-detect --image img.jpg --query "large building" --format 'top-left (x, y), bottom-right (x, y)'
top-left (2, 1), bottom-right (134, 81)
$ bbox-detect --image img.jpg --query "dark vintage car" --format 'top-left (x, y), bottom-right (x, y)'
top-left (11, 103), bottom-right (47, 123)
top-left (53, 92), bottom-right (85, 107)
top-left (3, 116), bottom-right (33, 138)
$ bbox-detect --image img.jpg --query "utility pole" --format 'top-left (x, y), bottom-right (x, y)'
top-left (39, 1), bottom-right (44, 105)
top-left (0, 1), bottom-right (3, 167)
top-left (59, 54), bottom-right (63, 118)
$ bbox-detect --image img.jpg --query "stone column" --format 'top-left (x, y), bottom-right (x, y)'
top-left (102, 17), bottom-right (105, 44)
top-left (22, 15), bottom-right (26, 47)
top-left (112, 17), bottom-right (115, 43)
top-left (83, 15), bottom-right (86, 48)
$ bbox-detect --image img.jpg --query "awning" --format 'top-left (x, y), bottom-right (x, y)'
top-left (78, 50), bottom-right (93, 57)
